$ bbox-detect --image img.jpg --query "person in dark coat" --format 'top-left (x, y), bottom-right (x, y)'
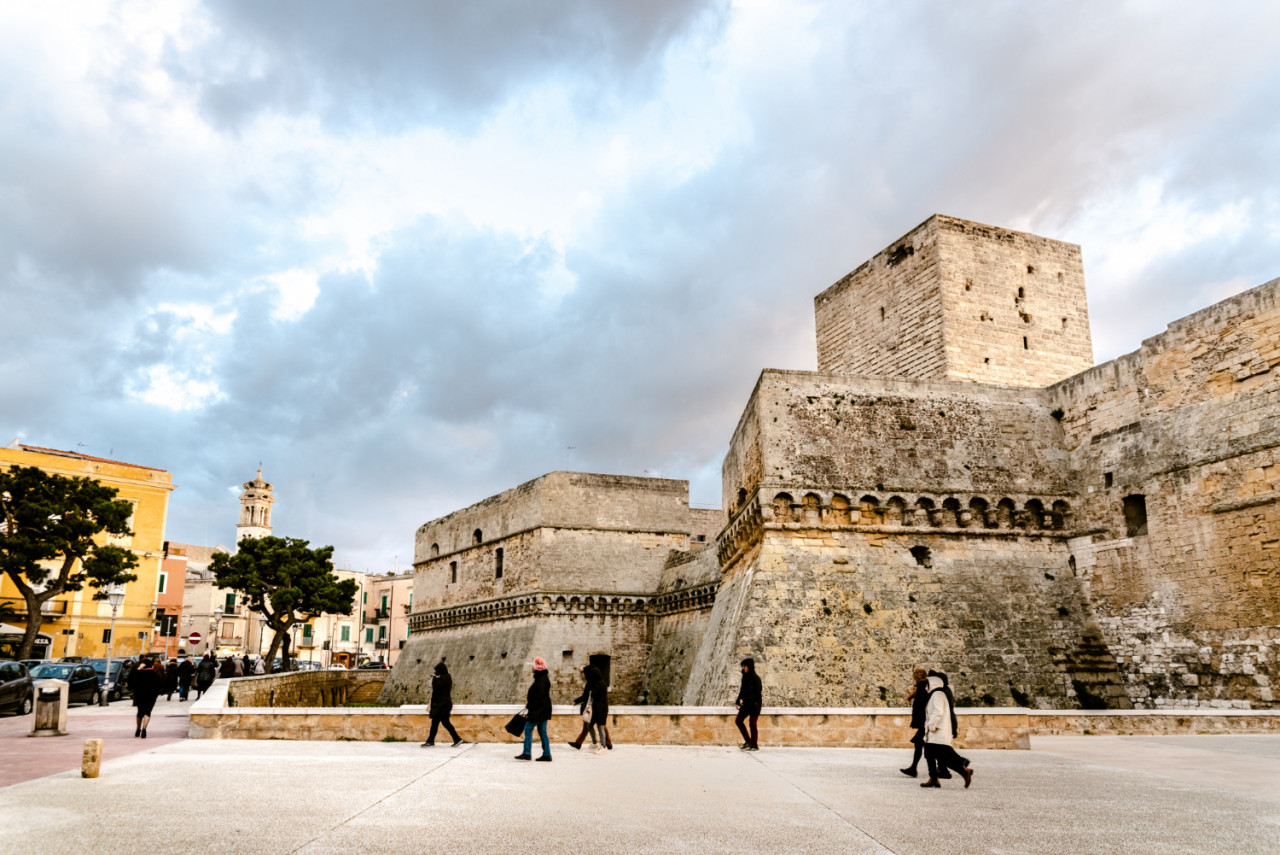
top-left (735, 657), bottom-right (763, 751)
top-left (195, 653), bottom-right (217, 699)
top-left (567, 666), bottom-right (611, 751)
top-left (163, 659), bottom-right (179, 701)
top-left (421, 662), bottom-right (463, 747)
top-left (130, 658), bottom-right (165, 738)
top-left (176, 656), bottom-right (195, 701)
top-left (516, 657), bottom-right (553, 762)
top-left (900, 668), bottom-right (929, 777)
top-left (219, 656), bottom-right (235, 679)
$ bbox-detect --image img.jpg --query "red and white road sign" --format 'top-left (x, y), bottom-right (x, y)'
top-left (187, 632), bottom-right (203, 645)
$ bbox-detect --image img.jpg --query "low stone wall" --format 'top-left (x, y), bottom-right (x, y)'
top-left (224, 671), bottom-right (388, 708)
top-left (1030, 709), bottom-right (1280, 735)
top-left (191, 691), bottom-right (1029, 749)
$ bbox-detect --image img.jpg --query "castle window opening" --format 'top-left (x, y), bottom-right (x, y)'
top-left (1104, 472), bottom-right (1113, 488)
top-left (909, 545), bottom-right (932, 568)
top-left (589, 653), bottom-right (611, 687)
top-left (430, 543), bottom-right (439, 558)
top-left (880, 306), bottom-right (885, 321)
top-left (1018, 286), bottom-right (1025, 299)
top-left (473, 529), bottom-right (482, 545)
top-left (1023, 336), bottom-right (1029, 350)
top-left (737, 487), bottom-right (747, 508)
top-left (450, 561), bottom-right (457, 584)
top-left (773, 493), bottom-right (794, 522)
top-left (1062, 317), bottom-right (1068, 329)
top-left (1123, 494), bottom-right (1148, 537)
top-left (495, 547), bottom-right (504, 579)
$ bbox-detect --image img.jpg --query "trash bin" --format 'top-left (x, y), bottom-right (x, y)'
top-left (31, 680), bottom-right (69, 737)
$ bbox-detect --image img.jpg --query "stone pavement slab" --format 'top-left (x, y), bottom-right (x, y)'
top-left (0, 694), bottom-right (191, 788)
top-left (0, 737), bottom-right (1277, 855)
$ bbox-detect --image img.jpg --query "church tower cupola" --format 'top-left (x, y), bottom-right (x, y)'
top-left (237, 467), bottom-right (275, 542)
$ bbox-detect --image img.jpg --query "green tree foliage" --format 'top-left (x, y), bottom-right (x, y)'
top-left (0, 465), bottom-right (139, 659)
top-left (209, 536), bottom-right (356, 671)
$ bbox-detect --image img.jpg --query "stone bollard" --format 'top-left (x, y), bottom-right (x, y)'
top-left (81, 739), bottom-right (103, 778)
top-left (30, 680), bottom-right (69, 737)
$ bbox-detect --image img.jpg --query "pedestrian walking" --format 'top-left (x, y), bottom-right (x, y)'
top-left (422, 662), bottom-right (464, 747)
top-left (515, 657), bottom-right (553, 762)
top-left (177, 656), bottom-right (194, 701)
top-left (219, 656), bottom-right (235, 678)
top-left (900, 668), bottom-right (929, 777)
top-left (232, 655), bottom-right (244, 677)
top-left (735, 657), bottom-right (762, 751)
top-left (920, 671), bottom-right (973, 789)
top-left (196, 653), bottom-right (217, 698)
top-left (567, 665), bottom-right (611, 751)
top-left (130, 658), bottom-right (164, 738)
top-left (253, 658), bottom-right (265, 675)
top-left (162, 658), bottom-right (178, 701)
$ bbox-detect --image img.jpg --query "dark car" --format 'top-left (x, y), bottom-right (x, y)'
top-left (57, 656), bottom-right (89, 663)
top-left (357, 662), bottom-right (390, 670)
top-left (0, 660), bottom-right (34, 716)
top-left (86, 658), bottom-right (135, 702)
top-left (29, 662), bottom-right (101, 705)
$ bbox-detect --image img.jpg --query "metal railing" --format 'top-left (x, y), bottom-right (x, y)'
top-left (0, 597), bottom-right (69, 618)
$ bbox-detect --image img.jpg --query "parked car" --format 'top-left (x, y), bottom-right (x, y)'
top-left (357, 662), bottom-right (390, 670)
top-left (86, 658), bottom-right (135, 702)
top-left (20, 659), bottom-right (48, 671)
top-left (57, 656), bottom-right (89, 663)
top-left (0, 660), bottom-right (34, 716)
top-left (29, 662), bottom-right (101, 705)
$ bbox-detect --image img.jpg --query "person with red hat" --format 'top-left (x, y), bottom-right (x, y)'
top-left (516, 657), bottom-right (554, 762)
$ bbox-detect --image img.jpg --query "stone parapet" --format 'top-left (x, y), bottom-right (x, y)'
top-left (1029, 709), bottom-right (1280, 735)
top-left (221, 670), bottom-right (389, 708)
top-left (190, 695), bottom-right (1029, 749)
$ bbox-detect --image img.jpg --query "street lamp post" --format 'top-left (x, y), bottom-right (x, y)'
top-left (100, 585), bottom-right (126, 706)
top-left (211, 606), bottom-right (223, 661)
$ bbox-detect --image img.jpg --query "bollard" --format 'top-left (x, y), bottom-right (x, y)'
top-left (81, 739), bottom-right (103, 778)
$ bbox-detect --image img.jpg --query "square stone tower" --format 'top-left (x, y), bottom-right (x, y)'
top-left (814, 215), bottom-right (1093, 387)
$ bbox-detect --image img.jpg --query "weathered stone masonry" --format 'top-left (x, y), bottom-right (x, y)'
top-left (388, 214), bottom-right (1279, 712)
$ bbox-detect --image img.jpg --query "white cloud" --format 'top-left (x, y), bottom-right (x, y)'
top-left (130, 364), bottom-right (225, 411)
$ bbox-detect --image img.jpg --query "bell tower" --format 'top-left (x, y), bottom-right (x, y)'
top-left (236, 468), bottom-right (275, 543)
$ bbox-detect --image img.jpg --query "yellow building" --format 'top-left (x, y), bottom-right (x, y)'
top-left (0, 442), bottom-right (174, 660)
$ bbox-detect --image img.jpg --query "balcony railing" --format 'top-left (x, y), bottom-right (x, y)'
top-left (373, 607), bottom-right (390, 619)
top-left (374, 640), bottom-right (389, 649)
top-left (0, 597), bottom-right (69, 619)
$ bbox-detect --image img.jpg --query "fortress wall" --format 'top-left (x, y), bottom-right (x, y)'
top-left (722, 378), bottom-right (765, 515)
top-left (1047, 278), bottom-right (1280, 708)
top-left (814, 216), bottom-right (948, 380)
top-left (747, 370), bottom-right (1070, 496)
top-left (535, 528), bottom-right (687, 593)
top-left (934, 216), bottom-right (1092, 386)
top-left (382, 610), bottom-right (655, 706)
top-left (644, 547), bottom-right (722, 704)
top-left (686, 528), bottom-right (1119, 709)
top-left (690, 507), bottom-right (724, 541)
top-left (413, 528), bottom-right (542, 612)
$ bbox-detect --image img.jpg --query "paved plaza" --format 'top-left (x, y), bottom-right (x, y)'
top-left (1, 705), bottom-right (1278, 855)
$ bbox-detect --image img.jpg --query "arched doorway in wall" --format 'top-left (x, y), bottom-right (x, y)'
top-left (589, 653), bottom-right (611, 689)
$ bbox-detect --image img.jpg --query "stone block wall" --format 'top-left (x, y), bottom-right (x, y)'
top-left (1048, 277), bottom-right (1280, 708)
top-left (814, 215), bottom-right (1091, 387)
top-left (684, 527), bottom-right (1124, 710)
top-left (226, 670), bottom-right (388, 707)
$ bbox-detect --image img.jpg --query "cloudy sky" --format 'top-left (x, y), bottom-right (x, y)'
top-left (2, 0), bottom-right (1278, 570)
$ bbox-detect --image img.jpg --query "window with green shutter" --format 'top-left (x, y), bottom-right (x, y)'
top-left (365, 627), bottom-right (374, 643)
top-left (340, 625), bottom-right (350, 642)
top-left (224, 592), bottom-right (236, 610)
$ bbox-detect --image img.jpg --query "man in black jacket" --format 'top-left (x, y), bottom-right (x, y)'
top-left (735, 658), bottom-right (763, 751)
top-left (900, 668), bottom-right (929, 777)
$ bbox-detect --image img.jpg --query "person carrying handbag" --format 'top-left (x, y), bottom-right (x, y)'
top-left (567, 665), bottom-right (611, 751)
top-left (515, 657), bottom-right (553, 762)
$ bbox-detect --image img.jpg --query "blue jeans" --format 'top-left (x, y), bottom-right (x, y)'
top-left (522, 720), bottom-right (550, 757)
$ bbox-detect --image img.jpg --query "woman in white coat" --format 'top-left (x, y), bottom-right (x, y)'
top-left (920, 673), bottom-right (973, 788)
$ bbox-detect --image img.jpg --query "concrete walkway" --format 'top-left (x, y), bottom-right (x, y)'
top-left (0, 693), bottom-right (192, 788)
top-left (1, 735), bottom-right (1276, 854)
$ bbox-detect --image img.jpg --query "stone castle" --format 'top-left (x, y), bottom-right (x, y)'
top-left (382, 214), bottom-right (1279, 711)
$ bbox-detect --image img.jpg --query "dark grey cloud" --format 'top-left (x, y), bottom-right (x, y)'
top-left (171, 0), bottom-right (728, 131)
top-left (2, 1), bottom-right (1279, 570)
